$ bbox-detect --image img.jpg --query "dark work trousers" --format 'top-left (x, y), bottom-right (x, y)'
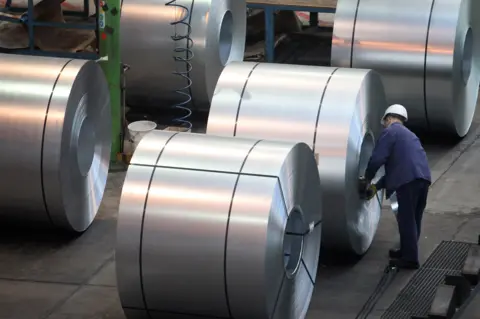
top-left (395, 179), bottom-right (430, 263)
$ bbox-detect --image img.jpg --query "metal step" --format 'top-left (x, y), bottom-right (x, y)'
top-left (453, 285), bottom-right (480, 319)
top-left (381, 241), bottom-right (474, 319)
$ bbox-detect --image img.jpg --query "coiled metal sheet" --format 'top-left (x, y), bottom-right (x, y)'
top-left (207, 62), bottom-right (387, 255)
top-left (332, 0), bottom-right (480, 137)
top-left (120, 0), bottom-right (246, 110)
top-left (116, 131), bottom-right (322, 319)
top-left (0, 54), bottom-right (111, 232)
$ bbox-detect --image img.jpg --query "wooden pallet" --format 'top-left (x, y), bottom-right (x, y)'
top-left (246, 0), bottom-right (337, 9)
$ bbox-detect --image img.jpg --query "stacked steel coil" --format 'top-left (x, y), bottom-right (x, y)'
top-left (0, 53), bottom-right (111, 232)
top-left (332, 0), bottom-right (480, 137)
top-left (207, 62), bottom-right (387, 256)
top-left (120, 0), bottom-right (247, 110)
top-left (116, 131), bottom-right (322, 319)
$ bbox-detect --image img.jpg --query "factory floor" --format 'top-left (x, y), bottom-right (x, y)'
top-left (1, 112), bottom-right (480, 319)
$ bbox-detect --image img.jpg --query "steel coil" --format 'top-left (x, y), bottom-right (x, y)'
top-left (116, 130), bottom-right (322, 319)
top-left (207, 62), bottom-right (387, 255)
top-left (332, 0), bottom-right (480, 137)
top-left (0, 54), bottom-right (111, 232)
top-left (120, 0), bottom-right (246, 110)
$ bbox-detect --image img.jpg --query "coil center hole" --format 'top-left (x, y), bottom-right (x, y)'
top-left (358, 132), bottom-right (375, 178)
top-left (218, 10), bottom-right (233, 65)
top-left (283, 208), bottom-right (305, 278)
top-left (77, 117), bottom-right (96, 176)
top-left (462, 27), bottom-right (473, 85)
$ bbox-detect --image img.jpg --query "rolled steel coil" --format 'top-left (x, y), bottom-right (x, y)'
top-left (332, 0), bottom-right (480, 137)
top-left (120, 0), bottom-right (246, 110)
top-left (207, 62), bottom-right (387, 255)
top-left (116, 130), bottom-right (322, 319)
top-left (0, 54), bottom-right (111, 232)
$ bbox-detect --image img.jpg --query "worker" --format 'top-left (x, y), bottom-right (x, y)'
top-left (359, 104), bottom-right (431, 270)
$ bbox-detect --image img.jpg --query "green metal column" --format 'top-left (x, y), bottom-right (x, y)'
top-left (99, 0), bottom-right (122, 161)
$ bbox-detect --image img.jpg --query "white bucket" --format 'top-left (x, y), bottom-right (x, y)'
top-left (128, 120), bottom-right (157, 150)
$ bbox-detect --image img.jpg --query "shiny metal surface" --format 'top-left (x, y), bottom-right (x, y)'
top-left (116, 131), bottom-right (322, 319)
top-left (390, 192), bottom-right (398, 215)
top-left (0, 54), bottom-right (111, 232)
top-left (120, 0), bottom-right (246, 110)
top-left (207, 62), bottom-right (387, 255)
top-left (332, 0), bottom-right (480, 137)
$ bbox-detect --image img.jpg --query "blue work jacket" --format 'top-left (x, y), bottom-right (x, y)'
top-left (365, 122), bottom-right (431, 198)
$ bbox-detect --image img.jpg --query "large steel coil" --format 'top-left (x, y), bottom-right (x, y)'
top-left (120, 0), bottom-right (246, 110)
top-left (207, 62), bottom-right (387, 255)
top-left (332, 0), bottom-right (480, 137)
top-left (0, 54), bottom-right (111, 232)
top-left (116, 130), bottom-right (322, 319)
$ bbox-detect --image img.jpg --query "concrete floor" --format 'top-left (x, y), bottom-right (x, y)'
top-left (1, 115), bottom-right (480, 319)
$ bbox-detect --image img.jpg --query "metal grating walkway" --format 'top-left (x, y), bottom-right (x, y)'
top-left (381, 241), bottom-right (473, 319)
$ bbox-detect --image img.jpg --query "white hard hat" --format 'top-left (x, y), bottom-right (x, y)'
top-left (381, 104), bottom-right (408, 125)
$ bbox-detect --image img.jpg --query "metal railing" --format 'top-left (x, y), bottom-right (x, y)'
top-left (0, 0), bottom-right (99, 59)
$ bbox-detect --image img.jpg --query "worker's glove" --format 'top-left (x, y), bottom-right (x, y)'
top-left (358, 176), bottom-right (377, 200)
top-left (358, 176), bottom-right (369, 194)
top-left (364, 184), bottom-right (377, 201)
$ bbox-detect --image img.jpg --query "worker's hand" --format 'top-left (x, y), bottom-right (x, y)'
top-left (359, 176), bottom-right (377, 200)
top-left (358, 176), bottom-right (369, 193)
top-left (365, 184), bottom-right (377, 200)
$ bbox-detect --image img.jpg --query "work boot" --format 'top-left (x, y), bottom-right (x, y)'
top-left (389, 259), bottom-right (420, 270)
top-left (389, 248), bottom-right (401, 259)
